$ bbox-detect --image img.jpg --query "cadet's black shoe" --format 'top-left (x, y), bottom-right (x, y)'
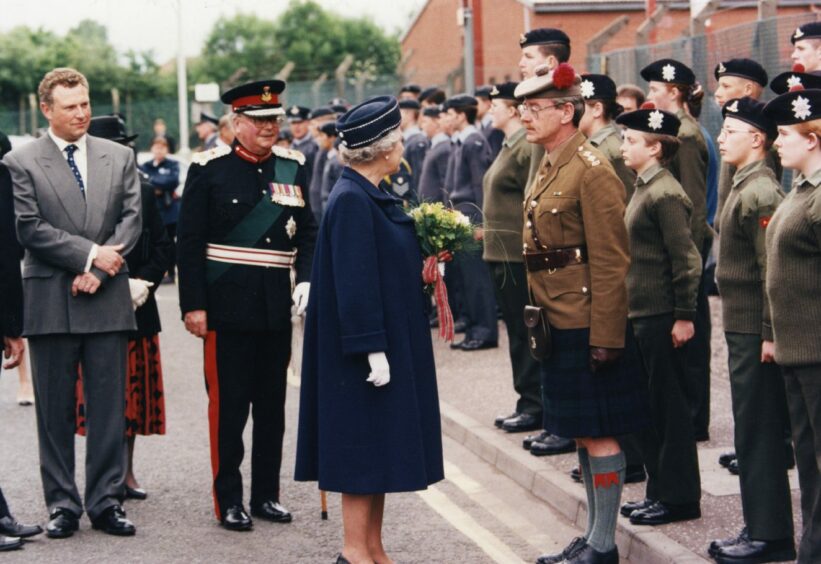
top-left (459, 339), bottom-right (498, 351)
top-left (45, 509), bottom-right (79, 539)
top-left (713, 536), bottom-right (795, 564)
top-left (0, 535), bottom-right (22, 552)
top-left (728, 459), bottom-right (739, 475)
top-left (250, 500), bottom-right (292, 523)
top-left (629, 501), bottom-right (700, 525)
top-left (502, 413), bottom-right (540, 433)
top-left (221, 505), bottom-right (253, 531)
top-left (718, 451), bottom-right (736, 468)
top-left (335, 554), bottom-right (351, 564)
top-left (709, 528), bottom-right (748, 557)
top-left (571, 464), bottom-right (646, 484)
top-left (561, 543), bottom-right (618, 563)
top-left (535, 535), bottom-right (586, 564)
top-left (620, 498), bottom-right (655, 517)
top-left (91, 505), bottom-right (135, 536)
top-left (495, 412), bottom-right (519, 428)
top-left (125, 486), bottom-right (148, 500)
top-left (0, 516), bottom-right (42, 539)
top-left (530, 435), bottom-right (576, 456)
top-left (449, 339), bottom-right (466, 350)
top-left (523, 431), bottom-right (551, 450)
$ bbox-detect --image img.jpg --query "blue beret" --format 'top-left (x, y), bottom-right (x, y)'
top-left (422, 106), bottom-right (442, 118)
top-left (336, 95), bottom-right (401, 149)
top-left (308, 106), bottom-right (335, 120)
top-left (714, 59), bottom-right (767, 87)
top-left (398, 99), bottom-right (421, 110)
top-left (641, 59), bottom-right (695, 86)
top-left (399, 84), bottom-right (422, 94)
top-left (615, 104), bottom-right (680, 136)
top-left (318, 122), bottom-right (337, 137)
top-left (445, 94), bottom-right (478, 110)
top-left (580, 74), bottom-right (617, 101)
top-left (763, 89), bottom-right (821, 125)
top-left (721, 97), bottom-right (775, 137)
top-left (474, 85), bottom-right (493, 99)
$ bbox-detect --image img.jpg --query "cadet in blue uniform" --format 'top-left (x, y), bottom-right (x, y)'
top-left (418, 105), bottom-right (452, 203)
top-left (307, 106), bottom-right (336, 221)
top-left (399, 99), bottom-right (430, 196)
top-left (475, 85), bottom-right (505, 159)
top-left (177, 80), bottom-right (317, 531)
top-left (287, 105), bottom-right (318, 188)
top-left (318, 122), bottom-right (343, 213)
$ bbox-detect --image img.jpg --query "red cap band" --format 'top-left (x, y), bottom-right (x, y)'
top-left (232, 93), bottom-right (279, 110)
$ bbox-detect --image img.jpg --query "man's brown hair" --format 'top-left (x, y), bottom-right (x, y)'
top-left (38, 68), bottom-right (89, 107)
top-left (643, 132), bottom-right (680, 165)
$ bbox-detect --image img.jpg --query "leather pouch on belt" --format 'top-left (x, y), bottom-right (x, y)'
top-left (524, 305), bottom-right (551, 361)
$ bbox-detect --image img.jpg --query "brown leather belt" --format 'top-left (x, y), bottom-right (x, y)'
top-left (524, 246), bottom-right (587, 272)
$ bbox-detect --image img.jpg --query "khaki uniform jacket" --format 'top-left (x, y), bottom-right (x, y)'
top-left (669, 109), bottom-right (711, 251)
top-left (589, 123), bottom-right (636, 201)
top-left (523, 130), bottom-right (630, 349)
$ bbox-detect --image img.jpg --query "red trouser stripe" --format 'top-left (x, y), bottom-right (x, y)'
top-left (204, 331), bottom-right (221, 520)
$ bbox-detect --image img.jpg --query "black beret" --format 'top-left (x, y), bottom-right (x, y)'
top-left (286, 105), bottom-right (311, 121)
top-left (336, 95), bottom-right (401, 149)
top-left (197, 112), bottom-right (219, 126)
top-left (399, 84), bottom-right (422, 94)
top-left (714, 58), bottom-right (767, 87)
top-left (422, 106), bottom-right (442, 118)
top-left (318, 122), bottom-right (337, 137)
top-left (580, 74), bottom-right (617, 101)
top-left (488, 82), bottom-right (519, 101)
top-left (398, 99), bottom-right (421, 110)
top-left (419, 86), bottom-right (439, 102)
top-left (474, 85), bottom-right (493, 99)
top-left (445, 94), bottom-right (478, 110)
top-left (721, 97), bottom-right (775, 137)
top-left (615, 104), bottom-right (680, 136)
top-left (221, 80), bottom-right (285, 116)
top-left (308, 106), bottom-right (335, 120)
top-left (791, 22), bottom-right (821, 44)
top-left (519, 28), bottom-right (570, 49)
top-left (770, 65), bottom-right (821, 95)
top-left (763, 89), bottom-right (821, 125)
top-left (640, 59), bottom-right (695, 86)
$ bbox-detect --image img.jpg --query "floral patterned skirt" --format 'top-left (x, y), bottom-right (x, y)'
top-left (76, 335), bottom-right (166, 437)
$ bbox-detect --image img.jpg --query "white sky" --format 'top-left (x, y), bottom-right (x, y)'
top-left (0, 0), bottom-right (426, 63)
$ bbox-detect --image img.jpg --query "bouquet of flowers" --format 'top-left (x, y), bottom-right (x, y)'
top-left (408, 202), bottom-right (479, 341)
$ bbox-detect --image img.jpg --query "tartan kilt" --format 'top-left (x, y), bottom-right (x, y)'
top-left (541, 325), bottom-right (650, 439)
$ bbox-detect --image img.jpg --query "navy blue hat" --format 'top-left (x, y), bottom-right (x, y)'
top-left (722, 97), bottom-right (775, 137)
top-left (308, 106), bottom-right (335, 120)
top-left (770, 64), bottom-right (821, 95)
top-left (488, 82), bottom-right (520, 101)
top-left (422, 106), bottom-right (442, 118)
top-left (763, 89), bottom-right (821, 125)
top-left (419, 86), bottom-right (439, 102)
top-left (398, 99), bottom-right (421, 110)
top-left (286, 105), bottom-right (311, 122)
top-left (714, 59), bottom-right (768, 87)
top-left (221, 80), bottom-right (285, 117)
top-left (336, 95), bottom-right (401, 149)
top-left (580, 74), bottom-right (617, 101)
top-left (318, 122), bottom-right (337, 137)
top-left (444, 94), bottom-right (478, 111)
top-left (474, 85), bottom-right (493, 99)
top-left (641, 59), bottom-right (695, 86)
top-left (519, 28), bottom-right (570, 49)
top-left (792, 22), bottom-right (821, 44)
top-left (197, 112), bottom-right (219, 126)
top-left (615, 103), bottom-right (680, 136)
top-left (399, 84), bottom-right (422, 95)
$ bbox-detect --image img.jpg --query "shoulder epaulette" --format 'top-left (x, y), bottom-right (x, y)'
top-left (191, 145), bottom-right (231, 166)
top-left (272, 145), bottom-right (306, 165)
top-left (576, 145), bottom-right (601, 167)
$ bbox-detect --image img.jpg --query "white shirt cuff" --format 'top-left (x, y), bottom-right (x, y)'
top-left (84, 244), bottom-right (98, 273)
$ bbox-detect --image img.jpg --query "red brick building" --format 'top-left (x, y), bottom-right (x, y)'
top-left (401, 0), bottom-right (816, 90)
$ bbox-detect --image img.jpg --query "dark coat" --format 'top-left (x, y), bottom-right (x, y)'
top-left (418, 137), bottom-right (452, 203)
top-left (0, 164), bottom-right (23, 339)
top-left (128, 181), bottom-right (175, 337)
top-left (295, 167), bottom-right (444, 494)
top-left (139, 157), bottom-right (181, 226)
top-left (403, 130), bottom-right (430, 196)
top-left (309, 148), bottom-right (329, 222)
top-left (292, 135), bottom-right (318, 189)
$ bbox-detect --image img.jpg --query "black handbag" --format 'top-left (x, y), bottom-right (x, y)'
top-left (524, 305), bottom-right (551, 360)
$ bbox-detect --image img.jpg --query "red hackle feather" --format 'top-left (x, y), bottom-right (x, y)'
top-left (790, 84), bottom-right (806, 92)
top-left (552, 63), bottom-right (576, 89)
top-left (640, 101), bottom-right (656, 110)
top-left (793, 63), bottom-right (806, 73)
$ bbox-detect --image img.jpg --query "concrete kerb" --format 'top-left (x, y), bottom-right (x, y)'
top-left (439, 401), bottom-right (710, 564)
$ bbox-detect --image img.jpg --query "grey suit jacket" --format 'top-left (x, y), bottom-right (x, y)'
top-left (3, 135), bottom-right (142, 336)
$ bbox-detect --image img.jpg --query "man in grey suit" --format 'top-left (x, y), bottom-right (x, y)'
top-left (2, 68), bottom-right (141, 539)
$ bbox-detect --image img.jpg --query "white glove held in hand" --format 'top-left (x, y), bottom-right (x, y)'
top-left (366, 352), bottom-right (391, 387)
top-left (292, 282), bottom-right (310, 316)
top-left (128, 279), bottom-right (154, 310)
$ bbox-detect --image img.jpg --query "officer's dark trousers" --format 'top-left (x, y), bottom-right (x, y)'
top-left (444, 260), bottom-right (465, 324)
top-left (782, 363), bottom-right (821, 563)
top-left (726, 333), bottom-right (793, 541)
top-left (204, 328), bottom-right (291, 520)
top-left (684, 243), bottom-right (712, 438)
top-left (456, 249), bottom-right (498, 343)
top-left (631, 315), bottom-right (701, 505)
top-left (0, 488), bottom-right (9, 519)
top-left (488, 261), bottom-right (541, 417)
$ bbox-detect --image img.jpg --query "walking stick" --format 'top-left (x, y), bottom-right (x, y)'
top-left (320, 490), bottom-right (328, 520)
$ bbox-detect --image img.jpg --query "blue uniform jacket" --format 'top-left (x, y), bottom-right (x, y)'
top-left (139, 157), bottom-right (181, 226)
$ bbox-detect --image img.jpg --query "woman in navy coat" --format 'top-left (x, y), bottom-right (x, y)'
top-left (295, 96), bottom-right (444, 564)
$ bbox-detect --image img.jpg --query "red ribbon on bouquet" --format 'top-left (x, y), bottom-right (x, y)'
top-left (422, 252), bottom-right (454, 341)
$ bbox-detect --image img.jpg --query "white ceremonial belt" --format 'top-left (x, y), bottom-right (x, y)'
top-left (206, 243), bottom-right (296, 269)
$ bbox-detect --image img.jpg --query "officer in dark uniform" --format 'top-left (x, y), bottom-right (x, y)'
top-left (195, 113), bottom-right (220, 151)
top-left (177, 79), bottom-right (317, 531)
top-left (287, 105), bottom-right (318, 189)
top-left (399, 99), bottom-right (430, 196)
top-left (418, 105), bottom-right (452, 203)
top-left (318, 122), bottom-right (343, 213)
top-left (382, 157), bottom-right (416, 206)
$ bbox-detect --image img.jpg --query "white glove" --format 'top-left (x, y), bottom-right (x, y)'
top-left (366, 352), bottom-right (391, 387)
top-left (128, 279), bottom-right (154, 310)
top-left (292, 282), bottom-right (310, 316)
top-left (437, 262), bottom-right (446, 277)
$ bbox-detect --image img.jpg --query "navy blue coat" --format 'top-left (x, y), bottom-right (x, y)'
top-left (295, 167), bottom-right (444, 494)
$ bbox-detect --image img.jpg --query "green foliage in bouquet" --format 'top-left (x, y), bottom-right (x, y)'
top-left (408, 202), bottom-right (479, 258)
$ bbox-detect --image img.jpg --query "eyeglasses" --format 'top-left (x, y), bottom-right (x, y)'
top-left (241, 114), bottom-right (285, 128)
top-left (718, 126), bottom-right (759, 138)
top-left (517, 102), bottom-right (563, 117)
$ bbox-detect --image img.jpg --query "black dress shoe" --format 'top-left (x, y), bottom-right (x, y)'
top-left (0, 516), bottom-right (43, 539)
top-left (709, 528), bottom-right (748, 557)
top-left (454, 320), bottom-right (467, 334)
top-left (458, 339), bottom-right (498, 351)
top-left (718, 451), bottom-right (737, 468)
top-left (0, 535), bottom-right (22, 552)
top-left (91, 505), bottom-right (135, 536)
top-left (221, 505), bottom-right (253, 531)
top-left (502, 413), bottom-right (540, 433)
top-left (536, 535), bottom-right (586, 564)
top-left (629, 500), bottom-right (700, 525)
top-left (571, 464), bottom-right (646, 484)
top-left (450, 339), bottom-right (466, 350)
top-left (563, 543), bottom-right (618, 563)
top-left (250, 500), bottom-right (292, 523)
top-left (620, 498), bottom-right (655, 517)
top-left (523, 431), bottom-right (551, 450)
top-left (713, 536), bottom-right (795, 564)
top-left (335, 554), bottom-right (351, 564)
top-left (495, 412), bottom-right (519, 428)
top-left (125, 486), bottom-right (148, 500)
top-left (728, 459), bottom-right (739, 475)
top-left (530, 435), bottom-right (576, 456)
top-left (45, 509), bottom-right (79, 539)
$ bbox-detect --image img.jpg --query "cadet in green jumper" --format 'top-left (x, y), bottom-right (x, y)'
top-left (763, 87), bottom-right (821, 564)
top-left (616, 104), bottom-right (703, 526)
top-left (710, 97), bottom-right (795, 564)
